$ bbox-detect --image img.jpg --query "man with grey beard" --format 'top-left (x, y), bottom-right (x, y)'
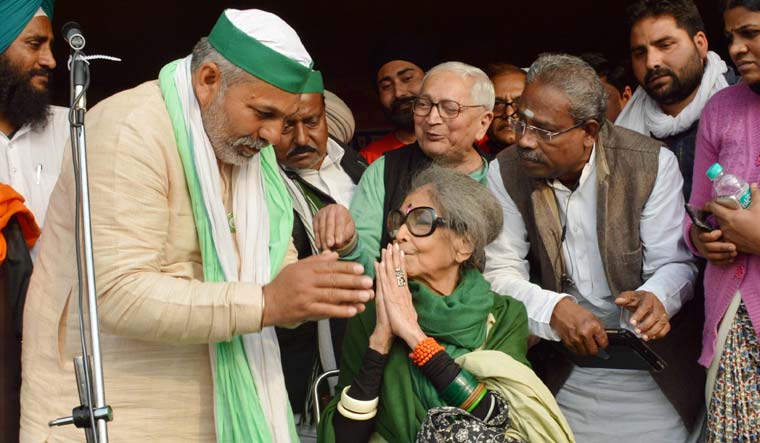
top-left (484, 53), bottom-right (700, 442)
top-left (20, 9), bottom-right (373, 442)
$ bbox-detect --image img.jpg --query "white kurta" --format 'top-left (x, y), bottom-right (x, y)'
top-left (286, 138), bottom-right (356, 208)
top-left (0, 106), bottom-right (69, 228)
top-left (483, 146), bottom-right (698, 442)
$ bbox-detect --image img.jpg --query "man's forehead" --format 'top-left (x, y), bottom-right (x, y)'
top-left (293, 93), bottom-right (325, 117)
top-left (519, 82), bottom-right (572, 125)
top-left (18, 16), bottom-right (53, 38)
top-left (631, 15), bottom-right (688, 43)
top-left (420, 71), bottom-right (472, 100)
top-left (493, 73), bottom-right (526, 95)
top-left (377, 60), bottom-right (423, 80)
top-left (494, 71), bottom-right (526, 83)
top-left (238, 85), bottom-right (299, 117)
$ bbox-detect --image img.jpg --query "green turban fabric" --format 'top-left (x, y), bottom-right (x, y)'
top-left (208, 9), bottom-right (314, 93)
top-left (302, 70), bottom-right (324, 94)
top-left (0, 0), bottom-right (54, 54)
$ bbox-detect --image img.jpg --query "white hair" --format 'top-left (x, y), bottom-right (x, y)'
top-left (526, 53), bottom-right (607, 125)
top-left (191, 38), bottom-right (250, 92)
top-left (423, 61), bottom-right (495, 111)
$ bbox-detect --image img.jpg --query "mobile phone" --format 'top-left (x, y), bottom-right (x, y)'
top-left (604, 328), bottom-right (667, 372)
top-left (550, 329), bottom-right (667, 372)
top-left (684, 203), bottom-right (713, 232)
top-left (714, 195), bottom-right (743, 209)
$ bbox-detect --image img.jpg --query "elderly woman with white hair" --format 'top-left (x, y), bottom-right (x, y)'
top-left (318, 167), bottom-right (574, 443)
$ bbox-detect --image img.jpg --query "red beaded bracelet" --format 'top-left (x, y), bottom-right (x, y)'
top-left (409, 337), bottom-right (445, 366)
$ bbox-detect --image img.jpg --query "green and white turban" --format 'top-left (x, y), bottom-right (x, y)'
top-left (207, 9), bottom-right (323, 94)
top-left (0, 0), bottom-right (54, 54)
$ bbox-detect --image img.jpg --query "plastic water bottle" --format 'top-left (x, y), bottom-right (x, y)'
top-left (706, 163), bottom-right (752, 209)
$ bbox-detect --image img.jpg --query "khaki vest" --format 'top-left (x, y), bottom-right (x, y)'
top-left (497, 123), bottom-right (703, 430)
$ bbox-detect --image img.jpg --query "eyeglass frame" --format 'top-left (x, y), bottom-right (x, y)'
top-left (492, 99), bottom-right (518, 119)
top-left (509, 115), bottom-right (587, 142)
top-left (386, 206), bottom-right (448, 238)
top-left (412, 97), bottom-right (486, 120)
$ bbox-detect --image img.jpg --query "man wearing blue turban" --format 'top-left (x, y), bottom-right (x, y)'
top-left (0, 0), bottom-right (68, 234)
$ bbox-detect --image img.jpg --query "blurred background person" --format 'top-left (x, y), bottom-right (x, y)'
top-left (360, 37), bottom-right (434, 164)
top-left (580, 52), bottom-right (634, 122)
top-left (479, 63), bottom-right (526, 155)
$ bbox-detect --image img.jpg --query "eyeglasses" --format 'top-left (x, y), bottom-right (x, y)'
top-left (387, 206), bottom-right (447, 238)
top-left (412, 97), bottom-right (485, 119)
top-left (493, 99), bottom-right (518, 118)
top-left (509, 116), bottom-right (585, 142)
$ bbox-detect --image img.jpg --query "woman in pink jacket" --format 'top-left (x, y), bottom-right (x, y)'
top-left (686, 1), bottom-right (760, 441)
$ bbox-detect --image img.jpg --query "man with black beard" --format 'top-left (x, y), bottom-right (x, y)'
top-left (359, 37), bottom-right (433, 164)
top-left (616, 0), bottom-right (737, 201)
top-left (614, 5), bottom-right (730, 441)
top-left (272, 80), bottom-right (366, 428)
top-left (0, 0), bottom-right (68, 230)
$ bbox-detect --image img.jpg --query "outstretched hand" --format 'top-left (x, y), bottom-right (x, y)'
top-left (261, 251), bottom-right (373, 327)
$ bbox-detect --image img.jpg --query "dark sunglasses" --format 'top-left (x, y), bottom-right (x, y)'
top-left (386, 206), bottom-right (447, 238)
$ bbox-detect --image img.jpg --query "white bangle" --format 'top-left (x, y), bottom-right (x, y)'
top-left (340, 385), bottom-right (379, 414)
top-left (337, 402), bottom-right (377, 421)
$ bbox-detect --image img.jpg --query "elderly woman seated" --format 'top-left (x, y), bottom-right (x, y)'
top-left (318, 167), bottom-right (574, 443)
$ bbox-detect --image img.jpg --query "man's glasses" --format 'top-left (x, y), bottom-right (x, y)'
top-left (412, 97), bottom-right (485, 119)
top-left (493, 99), bottom-right (518, 119)
top-left (509, 116), bottom-right (585, 142)
top-left (387, 206), bottom-right (447, 238)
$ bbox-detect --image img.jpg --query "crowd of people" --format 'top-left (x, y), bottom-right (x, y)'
top-left (0, 0), bottom-right (758, 442)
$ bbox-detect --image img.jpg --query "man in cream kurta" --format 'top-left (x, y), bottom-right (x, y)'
top-left (20, 9), bottom-right (372, 443)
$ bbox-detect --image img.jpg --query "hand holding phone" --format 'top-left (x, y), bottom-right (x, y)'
top-left (689, 226), bottom-right (738, 266)
top-left (685, 203), bottom-right (714, 232)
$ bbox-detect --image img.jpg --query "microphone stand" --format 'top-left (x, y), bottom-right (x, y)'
top-left (48, 29), bottom-right (112, 443)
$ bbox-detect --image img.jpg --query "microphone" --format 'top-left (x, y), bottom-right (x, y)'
top-left (62, 22), bottom-right (86, 51)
